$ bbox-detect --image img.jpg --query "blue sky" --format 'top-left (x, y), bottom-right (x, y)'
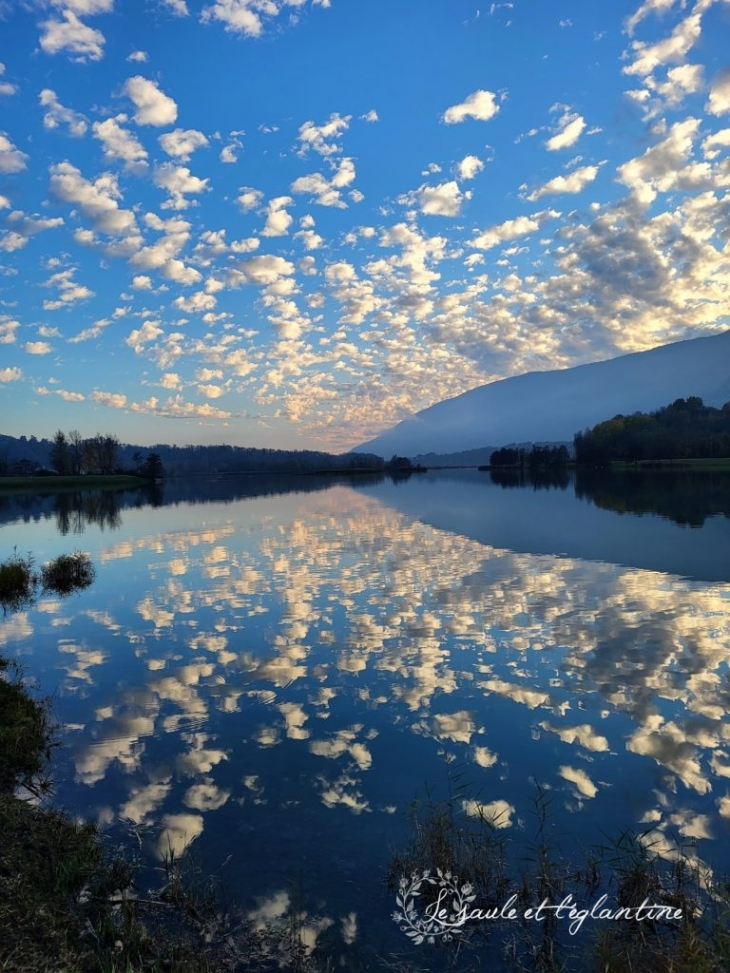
top-left (1, 0), bottom-right (729, 451)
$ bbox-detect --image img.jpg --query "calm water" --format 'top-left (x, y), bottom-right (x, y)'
top-left (2, 470), bottom-right (730, 964)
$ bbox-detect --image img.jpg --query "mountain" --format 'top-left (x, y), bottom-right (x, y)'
top-left (354, 330), bottom-right (730, 458)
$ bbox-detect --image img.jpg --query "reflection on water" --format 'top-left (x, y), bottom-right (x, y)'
top-left (3, 471), bottom-right (730, 963)
top-left (575, 468), bottom-right (730, 527)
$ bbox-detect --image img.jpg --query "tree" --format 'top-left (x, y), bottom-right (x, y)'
top-left (141, 451), bottom-right (164, 479)
top-left (50, 430), bottom-right (69, 474)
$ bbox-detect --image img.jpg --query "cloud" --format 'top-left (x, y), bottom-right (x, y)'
top-left (57, 389), bottom-right (85, 402)
top-left (92, 390), bottom-right (128, 408)
top-left (526, 163), bottom-right (599, 200)
top-left (545, 111), bottom-right (586, 151)
top-left (39, 89), bottom-right (88, 136)
top-left (93, 116), bottom-right (149, 172)
top-left (39, 10), bottom-right (106, 62)
top-left (0, 63), bottom-right (17, 97)
top-left (0, 367), bottom-right (22, 382)
top-left (0, 133), bottom-right (28, 173)
top-left (623, 11), bottom-right (702, 77)
top-left (236, 187), bottom-right (263, 211)
top-left (153, 163), bottom-right (209, 209)
top-left (442, 89), bottom-right (500, 124)
top-left (291, 158), bottom-right (356, 208)
top-left (160, 0), bottom-right (189, 14)
top-left (457, 154), bottom-right (484, 180)
top-left (0, 211), bottom-right (63, 251)
top-left (124, 76), bottom-right (178, 126)
top-left (617, 118), bottom-right (705, 205)
top-left (707, 69), bottom-right (730, 116)
top-left (49, 162), bottom-right (139, 237)
top-left (201, 0), bottom-right (330, 38)
top-left (625, 0), bottom-right (682, 37)
top-left (472, 209), bottom-right (558, 249)
top-left (43, 268), bottom-right (94, 310)
top-left (415, 180), bottom-right (466, 217)
top-left (361, 109), bottom-right (378, 122)
top-left (159, 128), bottom-right (209, 161)
top-left (297, 113), bottom-right (351, 156)
top-left (232, 254), bottom-right (295, 286)
top-left (262, 196), bottom-right (294, 236)
top-left (24, 341), bottom-right (51, 355)
top-left (127, 50), bottom-right (148, 62)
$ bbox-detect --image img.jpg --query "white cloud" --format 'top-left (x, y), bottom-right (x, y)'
top-left (174, 291), bottom-right (217, 312)
top-left (527, 163), bottom-right (599, 200)
top-left (153, 163), bottom-right (209, 209)
top-left (262, 196), bottom-right (294, 236)
top-left (127, 50), bottom-right (148, 62)
top-left (361, 109), bottom-right (378, 122)
top-left (617, 118), bottom-right (704, 205)
top-left (93, 116), bottom-right (148, 172)
top-left (623, 11), bottom-right (702, 77)
top-left (0, 367), bottom-right (22, 382)
top-left (159, 128), bottom-right (209, 161)
top-left (92, 391), bottom-right (128, 408)
top-left (0, 211), bottom-right (63, 251)
top-left (0, 63), bottom-right (17, 97)
top-left (0, 133), bottom-right (28, 173)
top-left (457, 154), bottom-right (484, 180)
top-left (442, 89), bottom-right (500, 124)
top-left (291, 158), bottom-right (355, 208)
top-left (417, 180), bottom-right (466, 217)
top-left (232, 254), bottom-right (295, 286)
top-left (132, 274), bottom-right (153, 289)
top-left (545, 112), bottom-right (586, 151)
top-left (124, 76), bottom-right (178, 126)
top-left (25, 341), bottom-right (52, 355)
top-left (43, 268), bottom-right (94, 310)
top-left (236, 187), bottom-right (263, 211)
top-left (707, 69), bottom-right (730, 116)
top-left (472, 209), bottom-right (559, 249)
top-left (49, 162), bottom-right (139, 237)
top-left (39, 89), bottom-right (88, 136)
top-left (297, 113), bottom-right (351, 156)
top-left (160, 0), bottom-right (189, 14)
top-left (625, 0), bottom-right (681, 37)
top-left (39, 10), bottom-right (106, 62)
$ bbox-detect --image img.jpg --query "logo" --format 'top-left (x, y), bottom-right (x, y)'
top-left (392, 869), bottom-right (476, 944)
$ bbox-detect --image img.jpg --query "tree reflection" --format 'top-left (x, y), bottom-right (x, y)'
top-left (575, 469), bottom-right (730, 527)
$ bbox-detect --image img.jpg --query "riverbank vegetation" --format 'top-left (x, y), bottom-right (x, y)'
top-left (388, 779), bottom-right (730, 972)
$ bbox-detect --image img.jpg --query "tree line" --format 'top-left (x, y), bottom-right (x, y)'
top-left (573, 397), bottom-right (730, 465)
top-left (49, 430), bottom-right (163, 479)
top-left (490, 444), bottom-right (570, 470)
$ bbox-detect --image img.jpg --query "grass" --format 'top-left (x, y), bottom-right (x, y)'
top-left (0, 475), bottom-right (147, 491)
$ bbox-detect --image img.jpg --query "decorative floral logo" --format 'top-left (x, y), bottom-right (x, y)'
top-left (392, 869), bottom-right (476, 944)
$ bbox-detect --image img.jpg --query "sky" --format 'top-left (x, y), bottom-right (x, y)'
top-left (0, 0), bottom-right (729, 452)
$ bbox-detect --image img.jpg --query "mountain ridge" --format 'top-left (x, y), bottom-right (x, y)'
top-left (354, 330), bottom-right (730, 457)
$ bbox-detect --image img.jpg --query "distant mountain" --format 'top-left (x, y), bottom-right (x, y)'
top-left (354, 330), bottom-right (730, 458)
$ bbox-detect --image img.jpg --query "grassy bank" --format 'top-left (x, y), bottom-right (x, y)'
top-left (0, 474), bottom-right (151, 491)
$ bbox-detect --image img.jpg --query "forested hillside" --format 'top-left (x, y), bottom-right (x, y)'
top-left (574, 397), bottom-right (730, 464)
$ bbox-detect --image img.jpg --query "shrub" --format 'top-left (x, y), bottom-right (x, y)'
top-left (40, 552), bottom-right (95, 596)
